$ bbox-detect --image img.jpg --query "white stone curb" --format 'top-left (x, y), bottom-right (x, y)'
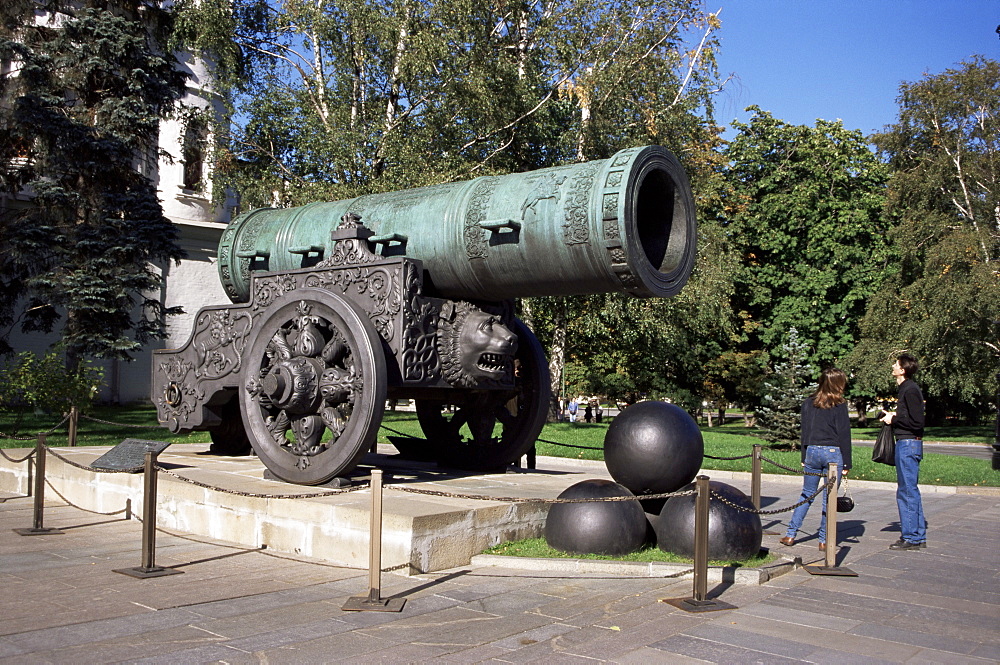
top-left (470, 553), bottom-right (797, 585)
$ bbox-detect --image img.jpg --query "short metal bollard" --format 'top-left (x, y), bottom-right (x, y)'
top-left (343, 469), bottom-right (405, 612)
top-left (14, 434), bottom-right (64, 536)
top-left (805, 462), bottom-right (857, 577)
top-left (113, 451), bottom-right (182, 579)
top-left (751, 444), bottom-right (762, 510)
top-left (662, 475), bottom-right (736, 613)
top-left (68, 406), bottom-right (79, 447)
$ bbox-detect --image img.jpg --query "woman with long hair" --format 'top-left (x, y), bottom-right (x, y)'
top-left (780, 367), bottom-right (853, 551)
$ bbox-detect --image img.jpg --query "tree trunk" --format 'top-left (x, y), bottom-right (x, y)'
top-left (520, 298), bottom-right (534, 332)
top-left (853, 398), bottom-right (869, 427)
top-left (546, 298), bottom-right (567, 422)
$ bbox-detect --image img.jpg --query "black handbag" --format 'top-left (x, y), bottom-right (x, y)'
top-left (837, 478), bottom-right (854, 513)
top-left (872, 423), bottom-right (896, 466)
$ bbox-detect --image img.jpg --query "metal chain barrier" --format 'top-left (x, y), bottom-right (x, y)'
top-left (44, 447), bottom-right (136, 474)
top-left (710, 481), bottom-right (830, 516)
top-left (43, 477), bottom-right (131, 516)
top-left (78, 413), bottom-right (156, 429)
top-left (535, 437), bottom-right (603, 451)
top-left (386, 485), bottom-right (697, 503)
top-left (0, 430), bottom-right (40, 441)
top-left (378, 424), bottom-right (421, 439)
top-left (759, 453), bottom-right (826, 476)
top-left (0, 448), bottom-right (36, 463)
top-left (0, 413), bottom-right (71, 441)
top-left (157, 467), bottom-right (370, 499)
top-left (376, 424), bottom-right (814, 479)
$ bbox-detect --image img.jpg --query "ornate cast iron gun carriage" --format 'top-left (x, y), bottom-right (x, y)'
top-left (152, 145), bottom-right (697, 485)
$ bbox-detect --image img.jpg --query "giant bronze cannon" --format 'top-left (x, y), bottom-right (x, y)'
top-left (152, 145), bottom-right (697, 484)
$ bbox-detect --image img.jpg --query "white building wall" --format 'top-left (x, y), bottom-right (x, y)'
top-left (120, 50), bottom-right (233, 403)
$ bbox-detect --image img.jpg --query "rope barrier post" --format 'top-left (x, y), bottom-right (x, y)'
top-left (68, 406), bottom-right (79, 447)
top-left (805, 462), bottom-right (857, 577)
top-left (14, 435), bottom-right (64, 536)
top-left (343, 469), bottom-right (406, 612)
top-left (113, 451), bottom-right (182, 579)
top-left (751, 444), bottom-right (762, 510)
top-left (662, 476), bottom-right (736, 613)
top-left (824, 462), bottom-right (838, 567)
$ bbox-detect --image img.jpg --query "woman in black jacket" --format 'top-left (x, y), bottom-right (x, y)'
top-left (880, 353), bottom-right (926, 550)
top-left (780, 368), bottom-right (852, 551)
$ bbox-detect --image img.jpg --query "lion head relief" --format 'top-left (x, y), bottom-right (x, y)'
top-left (437, 301), bottom-right (518, 388)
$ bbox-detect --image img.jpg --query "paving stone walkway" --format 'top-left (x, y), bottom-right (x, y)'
top-left (1, 466), bottom-right (998, 663)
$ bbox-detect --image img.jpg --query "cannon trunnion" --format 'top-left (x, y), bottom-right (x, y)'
top-left (152, 145), bottom-right (697, 485)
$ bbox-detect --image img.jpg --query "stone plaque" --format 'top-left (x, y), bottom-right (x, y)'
top-left (91, 439), bottom-right (172, 472)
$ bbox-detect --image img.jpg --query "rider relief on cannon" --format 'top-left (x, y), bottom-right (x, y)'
top-left (152, 145), bottom-right (698, 485)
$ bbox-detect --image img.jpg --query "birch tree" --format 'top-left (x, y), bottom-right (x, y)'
top-left (848, 57), bottom-right (1000, 421)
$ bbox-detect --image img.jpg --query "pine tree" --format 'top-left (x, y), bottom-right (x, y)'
top-left (755, 328), bottom-right (816, 448)
top-left (0, 0), bottom-right (187, 362)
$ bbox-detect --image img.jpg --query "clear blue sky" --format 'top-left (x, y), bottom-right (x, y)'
top-left (714, 1), bottom-right (1000, 138)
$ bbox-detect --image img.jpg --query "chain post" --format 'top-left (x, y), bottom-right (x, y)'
top-left (68, 406), bottom-right (79, 447)
top-left (367, 469), bottom-right (384, 602)
top-left (751, 444), bottom-right (762, 509)
top-left (32, 435), bottom-right (45, 529)
top-left (343, 469), bottom-right (405, 611)
top-left (661, 475), bottom-right (736, 613)
top-left (824, 462), bottom-right (837, 568)
top-left (140, 451), bottom-right (158, 570)
top-left (803, 463), bottom-right (856, 576)
top-left (113, 451), bottom-right (182, 578)
top-left (14, 434), bottom-right (64, 535)
top-left (692, 475), bottom-right (710, 601)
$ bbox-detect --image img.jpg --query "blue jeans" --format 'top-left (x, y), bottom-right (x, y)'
top-left (785, 446), bottom-right (844, 543)
top-left (895, 438), bottom-right (926, 543)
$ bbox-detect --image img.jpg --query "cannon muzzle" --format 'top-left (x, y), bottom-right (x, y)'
top-left (218, 145), bottom-right (696, 303)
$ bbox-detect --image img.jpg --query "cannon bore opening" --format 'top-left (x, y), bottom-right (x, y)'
top-left (636, 166), bottom-right (682, 275)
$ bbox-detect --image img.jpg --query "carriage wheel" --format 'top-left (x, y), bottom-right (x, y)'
top-left (413, 319), bottom-right (549, 470)
top-left (240, 290), bottom-right (387, 485)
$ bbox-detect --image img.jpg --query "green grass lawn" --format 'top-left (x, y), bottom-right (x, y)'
top-left (2, 405), bottom-right (996, 487)
top-left (482, 537), bottom-right (775, 568)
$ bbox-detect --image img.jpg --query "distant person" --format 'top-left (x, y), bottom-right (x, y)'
top-left (595, 400), bottom-right (603, 423)
top-left (567, 398), bottom-right (578, 423)
top-left (780, 367), bottom-right (852, 552)
top-left (584, 402), bottom-right (593, 423)
top-left (881, 353), bottom-right (926, 551)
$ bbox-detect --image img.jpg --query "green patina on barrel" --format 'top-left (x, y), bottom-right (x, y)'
top-left (217, 145), bottom-right (696, 303)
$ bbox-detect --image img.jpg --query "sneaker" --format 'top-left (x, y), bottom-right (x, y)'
top-left (889, 539), bottom-right (926, 550)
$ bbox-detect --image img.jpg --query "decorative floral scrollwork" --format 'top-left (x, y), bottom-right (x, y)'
top-left (253, 274), bottom-right (298, 311)
top-left (191, 309), bottom-right (255, 380)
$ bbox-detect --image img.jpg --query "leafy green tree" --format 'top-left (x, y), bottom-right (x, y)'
top-left (565, 212), bottom-right (738, 406)
top-left (755, 328), bottom-right (815, 448)
top-left (848, 57), bottom-right (1000, 423)
top-left (721, 107), bottom-right (892, 369)
top-left (176, 0), bottom-right (723, 205)
top-left (0, 0), bottom-right (187, 362)
top-left (0, 348), bottom-right (103, 433)
top-left (703, 349), bottom-right (768, 426)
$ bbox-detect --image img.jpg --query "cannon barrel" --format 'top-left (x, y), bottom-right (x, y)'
top-left (218, 145), bottom-right (696, 303)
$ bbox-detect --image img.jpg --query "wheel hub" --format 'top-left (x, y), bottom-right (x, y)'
top-left (262, 357), bottom-right (324, 414)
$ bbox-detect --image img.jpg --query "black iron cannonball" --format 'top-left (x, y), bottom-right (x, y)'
top-left (544, 479), bottom-right (647, 556)
top-left (604, 401), bottom-right (704, 496)
top-left (653, 480), bottom-right (762, 560)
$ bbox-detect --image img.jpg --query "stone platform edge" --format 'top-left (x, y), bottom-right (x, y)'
top-left (469, 553), bottom-right (797, 585)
